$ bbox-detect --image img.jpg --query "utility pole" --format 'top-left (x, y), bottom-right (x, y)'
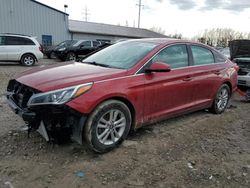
top-left (136, 0), bottom-right (143, 28)
top-left (82, 6), bottom-right (90, 22)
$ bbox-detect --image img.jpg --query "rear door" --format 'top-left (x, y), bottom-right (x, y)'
top-left (188, 45), bottom-right (226, 105)
top-left (5, 36), bottom-right (35, 61)
top-left (143, 44), bottom-right (196, 122)
top-left (0, 36), bottom-right (7, 60)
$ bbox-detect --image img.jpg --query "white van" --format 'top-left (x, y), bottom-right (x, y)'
top-left (0, 34), bottom-right (43, 66)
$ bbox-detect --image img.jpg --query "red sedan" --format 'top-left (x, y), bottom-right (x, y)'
top-left (6, 39), bottom-right (238, 153)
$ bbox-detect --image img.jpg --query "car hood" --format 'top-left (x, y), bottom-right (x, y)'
top-left (16, 62), bottom-right (128, 92)
top-left (229, 40), bottom-right (250, 60)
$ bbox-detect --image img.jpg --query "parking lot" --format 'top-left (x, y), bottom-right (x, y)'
top-left (0, 59), bottom-right (250, 188)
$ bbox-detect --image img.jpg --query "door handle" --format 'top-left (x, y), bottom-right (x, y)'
top-left (183, 76), bottom-right (192, 81)
top-left (213, 70), bottom-right (221, 75)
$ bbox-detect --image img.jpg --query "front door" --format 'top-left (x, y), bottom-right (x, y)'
top-left (78, 41), bottom-right (93, 56)
top-left (143, 44), bottom-right (195, 122)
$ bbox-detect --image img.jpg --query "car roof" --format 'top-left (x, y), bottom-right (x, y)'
top-left (123, 38), bottom-right (201, 46)
top-left (0, 33), bottom-right (34, 39)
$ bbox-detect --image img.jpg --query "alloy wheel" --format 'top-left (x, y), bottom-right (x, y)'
top-left (96, 109), bottom-right (126, 146)
top-left (216, 87), bottom-right (229, 111)
top-left (23, 56), bottom-right (34, 66)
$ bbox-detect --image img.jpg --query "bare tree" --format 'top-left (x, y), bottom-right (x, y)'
top-left (194, 28), bottom-right (250, 47)
top-left (149, 27), bottom-right (166, 35)
top-left (168, 33), bottom-right (182, 39)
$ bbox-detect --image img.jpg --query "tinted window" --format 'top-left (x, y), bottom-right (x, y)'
top-left (93, 41), bottom-right (100, 47)
top-left (0, 36), bottom-right (5, 45)
top-left (191, 45), bottom-right (214, 65)
top-left (6, 36), bottom-right (35, 45)
top-left (151, 44), bottom-right (189, 69)
top-left (79, 41), bottom-right (91, 47)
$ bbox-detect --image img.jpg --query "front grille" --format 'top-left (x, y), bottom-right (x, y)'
top-left (238, 80), bottom-right (247, 85)
top-left (238, 70), bottom-right (249, 76)
top-left (7, 80), bottom-right (39, 108)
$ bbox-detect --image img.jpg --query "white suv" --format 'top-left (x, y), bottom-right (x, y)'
top-left (0, 34), bottom-right (43, 66)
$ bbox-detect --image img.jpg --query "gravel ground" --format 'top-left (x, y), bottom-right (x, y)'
top-left (0, 59), bottom-right (250, 188)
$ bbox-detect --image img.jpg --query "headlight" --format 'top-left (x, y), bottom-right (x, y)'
top-left (58, 47), bottom-right (66, 51)
top-left (27, 83), bottom-right (93, 106)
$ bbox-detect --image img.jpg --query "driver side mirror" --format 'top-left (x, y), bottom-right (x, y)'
top-left (145, 61), bottom-right (171, 73)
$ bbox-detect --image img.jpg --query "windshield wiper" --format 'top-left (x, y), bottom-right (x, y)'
top-left (82, 61), bottom-right (111, 68)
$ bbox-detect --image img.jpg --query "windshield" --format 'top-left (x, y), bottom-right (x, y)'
top-left (73, 40), bottom-right (85, 47)
top-left (58, 40), bottom-right (77, 47)
top-left (82, 41), bottom-right (157, 69)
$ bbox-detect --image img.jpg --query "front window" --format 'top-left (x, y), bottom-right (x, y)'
top-left (80, 41), bottom-right (91, 47)
top-left (82, 41), bottom-right (157, 69)
top-left (93, 41), bottom-right (100, 47)
top-left (151, 44), bottom-right (189, 69)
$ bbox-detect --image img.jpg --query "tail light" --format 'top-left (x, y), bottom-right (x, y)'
top-left (39, 46), bottom-right (43, 53)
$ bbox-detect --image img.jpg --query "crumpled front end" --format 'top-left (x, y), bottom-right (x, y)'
top-left (235, 59), bottom-right (250, 87)
top-left (6, 79), bottom-right (87, 144)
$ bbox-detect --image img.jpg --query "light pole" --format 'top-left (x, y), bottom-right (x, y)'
top-left (64, 4), bottom-right (68, 21)
top-left (64, 4), bottom-right (68, 13)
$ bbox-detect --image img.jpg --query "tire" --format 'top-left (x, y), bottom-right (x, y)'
top-left (50, 52), bottom-right (56, 59)
top-left (21, 54), bottom-right (36, 66)
top-left (47, 53), bottom-right (51, 59)
top-left (66, 52), bottom-right (77, 61)
top-left (84, 100), bottom-right (132, 153)
top-left (210, 84), bottom-right (230, 114)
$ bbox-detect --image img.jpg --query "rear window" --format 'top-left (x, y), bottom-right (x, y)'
top-left (5, 36), bottom-right (35, 45)
top-left (191, 45), bottom-right (215, 65)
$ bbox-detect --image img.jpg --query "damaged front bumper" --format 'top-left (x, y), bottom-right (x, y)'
top-left (238, 75), bottom-right (250, 87)
top-left (6, 93), bottom-right (87, 145)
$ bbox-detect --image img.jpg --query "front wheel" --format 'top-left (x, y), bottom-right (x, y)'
top-left (84, 100), bottom-right (132, 153)
top-left (66, 52), bottom-right (77, 61)
top-left (210, 84), bottom-right (230, 114)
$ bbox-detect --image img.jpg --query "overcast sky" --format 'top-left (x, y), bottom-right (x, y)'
top-left (37, 0), bottom-right (250, 38)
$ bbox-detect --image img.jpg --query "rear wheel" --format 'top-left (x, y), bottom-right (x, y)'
top-left (210, 84), bottom-right (230, 114)
top-left (84, 100), bottom-right (132, 153)
top-left (21, 54), bottom-right (36, 66)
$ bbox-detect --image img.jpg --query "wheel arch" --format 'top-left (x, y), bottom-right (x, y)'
top-left (91, 96), bottom-right (136, 131)
top-left (223, 81), bottom-right (232, 94)
top-left (20, 52), bottom-right (37, 61)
